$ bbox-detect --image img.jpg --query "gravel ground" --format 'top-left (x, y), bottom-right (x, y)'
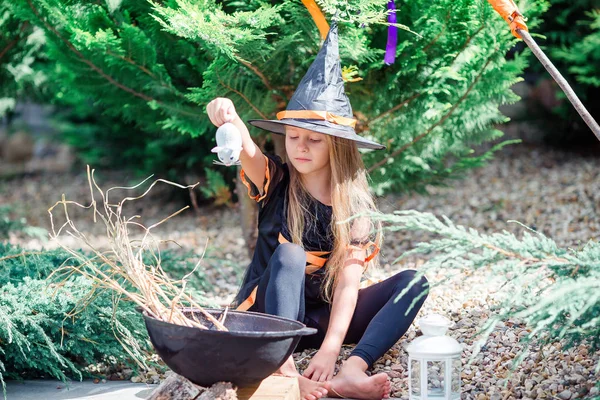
top-left (2, 143), bottom-right (599, 399)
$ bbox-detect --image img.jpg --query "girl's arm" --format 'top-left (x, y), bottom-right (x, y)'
top-left (303, 248), bottom-right (366, 381)
top-left (232, 116), bottom-right (267, 194)
top-left (206, 98), bottom-right (266, 193)
top-left (322, 249), bottom-right (365, 351)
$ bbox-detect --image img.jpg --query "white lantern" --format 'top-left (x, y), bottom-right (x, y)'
top-left (405, 314), bottom-right (463, 399)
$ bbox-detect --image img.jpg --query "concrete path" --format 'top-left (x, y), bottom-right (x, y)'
top-left (4, 379), bottom-right (158, 400)
top-left (4, 379), bottom-right (402, 400)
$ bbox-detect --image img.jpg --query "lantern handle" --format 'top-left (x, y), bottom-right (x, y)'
top-left (418, 314), bottom-right (454, 336)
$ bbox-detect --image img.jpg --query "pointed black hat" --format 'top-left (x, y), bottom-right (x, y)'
top-left (247, 21), bottom-right (385, 150)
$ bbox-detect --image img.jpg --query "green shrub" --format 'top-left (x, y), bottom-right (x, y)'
top-left (3, 0), bottom-right (548, 195)
top-left (143, 248), bottom-right (215, 306)
top-left (552, 10), bottom-right (600, 89)
top-left (369, 210), bottom-right (600, 362)
top-left (0, 206), bottom-right (46, 241)
top-left (0, 243), bottom-right (66, 285)
top-left (0, 244), bottom-right (212, 395)
top-left (525, 0), bottom-right (600, 146)
top-left (0, 276), bottom-right (150, 390)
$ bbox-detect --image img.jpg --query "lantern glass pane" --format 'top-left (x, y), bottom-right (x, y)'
top-left (451, 358), bottom-right (461, 394)
top-left (427, 361), bottom-right (445, 397)
top-left (411, 359), bottom-right (421, 396)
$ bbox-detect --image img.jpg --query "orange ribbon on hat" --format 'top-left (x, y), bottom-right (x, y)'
top-left (277, 110), bottom-right (357, 128)
top-left (301, 0), bottom-right (330, 40)
top-left (487, 0), bottom-right (528, 39)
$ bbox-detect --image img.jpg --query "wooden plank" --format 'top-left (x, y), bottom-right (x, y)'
top-left (237, 375), bottom-right (300, 400)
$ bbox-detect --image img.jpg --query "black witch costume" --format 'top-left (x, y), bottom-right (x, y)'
top-left (230, 21), bottom-right (428, 368)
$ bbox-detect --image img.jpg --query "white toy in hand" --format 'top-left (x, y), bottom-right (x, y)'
top-left (211, 122), bottom-right (242, 167)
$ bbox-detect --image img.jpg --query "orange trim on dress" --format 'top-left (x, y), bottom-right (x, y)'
top-left (347, 241), bottom-right (380, 263)
top-left (278, 233), bottom-right (331, 274)
top-left (236, 286), bottom-right (258, 312)
top-left (235, 231), bottom-right (381, 312)
top-left (236, 233), bottom-right (331, 311)
top-left (239, 154), bottom-right (271, 202)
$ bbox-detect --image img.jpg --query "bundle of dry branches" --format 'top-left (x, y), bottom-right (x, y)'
top-left (47, 166), bottom-right (227, 332)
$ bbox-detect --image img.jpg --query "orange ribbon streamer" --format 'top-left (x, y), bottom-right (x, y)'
top-left (277, 110), bottom-right (357, 128)
top-left (301, 0), bottom-right (330, 40)
top-left (487, 0), bottom-right (529, 39)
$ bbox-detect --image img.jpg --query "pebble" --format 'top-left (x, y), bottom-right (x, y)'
top-left (6, 137), bottom-right (600, 398)
top-left (525, 379), bottom-right (534, 391)
top-left (558, 389), bottom-right (572, 399)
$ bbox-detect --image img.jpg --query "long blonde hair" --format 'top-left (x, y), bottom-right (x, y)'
top-left (286, 134), bottom-right (383, 302)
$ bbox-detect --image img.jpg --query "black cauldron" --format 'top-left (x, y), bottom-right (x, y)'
top-left (142, 308), bottom-right (316, 387)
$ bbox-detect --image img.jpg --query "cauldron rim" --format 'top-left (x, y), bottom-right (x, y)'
top-left (140, 307), bottom-right (317, 338)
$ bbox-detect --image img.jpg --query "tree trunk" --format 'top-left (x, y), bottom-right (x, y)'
top-left (237, 134), bottom-right (286, 259)
top-left (272, 135), bottom-right (286, 162)
top-left (236, 167), bottom-right (259, 258)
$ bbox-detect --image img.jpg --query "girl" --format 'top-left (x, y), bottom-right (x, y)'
top-left (206, 22), bottom-right (429, 400)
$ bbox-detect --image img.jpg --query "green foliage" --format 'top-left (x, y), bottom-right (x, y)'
top-left (3, 0), bottom-right (548, 195)
top-left (0, 243), bottom-right (67, 284)
top-left (367, 210), bottom-right (600, 372)
top-left (3, 0), bottom-right (219, 181)
top-left (0, 4), bottom-right (48, 117)
top-left (0, 275), bottom-right (150, 388)
top-left (0, 244), bottom-right (212, 394)
top-left (525, 0), bottom-right (600, 146)
top-left (53, 104), bottom-right (211, 180)
top-left (0, 206), bottom-right (46, 241)
top-left (199, 168), bottom-right (232, 206)
top-left (552, 9), bottom-right (600, 89)
top-left (143, 248), bottom-right (215, 306)
top-left (150, 0), bottom-right (285, 59)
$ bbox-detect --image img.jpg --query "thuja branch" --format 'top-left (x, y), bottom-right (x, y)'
top-left (238, 58), bottom-right (273, 91)
top-left (27, 0), bottom-right (152, 101)
top-left (27, 0), bottom-right (202, 120)
top-left (451, 25), bottom-right (485, 66)
top-left (0, 22), bottom-right (29, 62)
top-left (422, 9), bottom-right (451, 53)
top-left (215, 69), bottom-right (268, 119)
top-left (367, 24), bottom-right (485, 132)
top-left (104, 49), bottom-right (188, 101)
top-left (0, 251), bottom-right (45, 263)
top-left (367, 55), bottom-right (494, 173)
top-left (368, 93), bottom-right (421, 127)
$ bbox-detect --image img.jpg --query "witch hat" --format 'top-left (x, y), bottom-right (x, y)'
top-left (247, 21), bottom-right (385, 150)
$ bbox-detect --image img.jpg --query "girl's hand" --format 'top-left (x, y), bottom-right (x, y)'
top-left (302, 348), bottom-right (338, 382)
top-left (206, 97), bottom-right (239, 127)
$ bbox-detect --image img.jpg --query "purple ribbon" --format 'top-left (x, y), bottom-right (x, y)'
top-left (384, 0), bottom-right (397, 65)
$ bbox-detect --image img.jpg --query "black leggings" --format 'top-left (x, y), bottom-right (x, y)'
top-left (250, 243), bottom-right (429, 368)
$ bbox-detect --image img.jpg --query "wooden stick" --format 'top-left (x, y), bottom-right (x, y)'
top-left (518, 29), bottom-right (600, 142)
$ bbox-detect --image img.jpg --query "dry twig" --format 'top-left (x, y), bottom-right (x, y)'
top-left (47, 166), bottom-right (228, 331)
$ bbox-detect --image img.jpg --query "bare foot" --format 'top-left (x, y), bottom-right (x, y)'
top-left (330, 364), bottom-right (391, 399)
top-left (276, 355), bottom-right (299, 377)
top-left (275, 356), bottom-right (330, 400)
top-left (298, 375), bottom-right (331, 400)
